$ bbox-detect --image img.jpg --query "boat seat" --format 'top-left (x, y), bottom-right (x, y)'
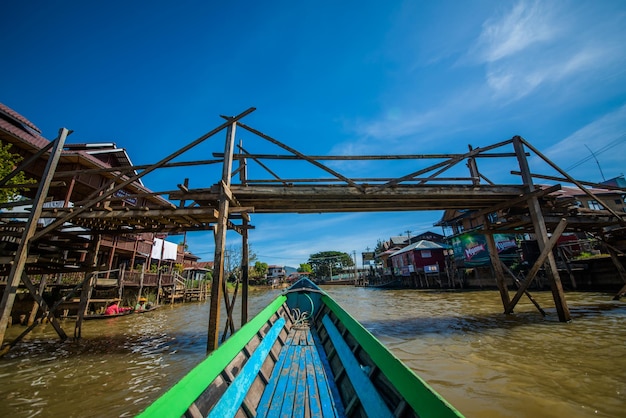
top-left (320, 314), bottom-right (395, 418)
top-left (257, 325), bottom-right (344, 418)
top-left (207, 317), bottom-right (286, 418)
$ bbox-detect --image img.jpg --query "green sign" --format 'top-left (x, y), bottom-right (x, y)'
top-left (450, 233), bottom-right (518, 267)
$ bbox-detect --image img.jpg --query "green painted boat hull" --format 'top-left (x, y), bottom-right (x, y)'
top-left (138, 278), bottom-right (464, 417)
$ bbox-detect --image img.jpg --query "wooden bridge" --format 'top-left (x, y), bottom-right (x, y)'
top-left (1, 107), bottom-right (625, 353)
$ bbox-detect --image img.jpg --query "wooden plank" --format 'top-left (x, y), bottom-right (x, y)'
top-left (292, 345), bottom-right (308, 418)
top-left (303, 346), bottom-right (323, 418)
top-left (280, 339), bottom-right (303, 417)
top-left (207, 317), bottom-right (285, 418)
top-left (321, 314), bottom-right (394, 418)
top-left (257, 343), bottom-right (297, 417)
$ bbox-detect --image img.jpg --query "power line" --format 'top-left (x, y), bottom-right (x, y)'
top-left (565, 133), bottom-right (626, 172)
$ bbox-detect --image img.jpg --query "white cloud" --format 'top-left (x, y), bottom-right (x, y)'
top-left (473, 1), bottom-right (556, 64)
top-left (474, 1), bottom-right (626, 100)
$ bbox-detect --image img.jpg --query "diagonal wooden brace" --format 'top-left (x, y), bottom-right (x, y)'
top-left (505, 218), bottom-right (567, 314)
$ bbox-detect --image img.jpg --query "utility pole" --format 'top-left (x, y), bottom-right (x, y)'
top-left (352, 250), bottom-right (358, 284)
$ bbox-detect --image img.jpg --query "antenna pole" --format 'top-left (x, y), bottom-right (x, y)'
top-left (585, 144), bottom-right (606, 182)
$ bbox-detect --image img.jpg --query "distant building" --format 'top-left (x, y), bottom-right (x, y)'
top-left (267, 265), bottom-right (286, 279)
top-left (412, 231), bottom-right (446, 244)
top-left (389, 240), bottom-right (448, 276)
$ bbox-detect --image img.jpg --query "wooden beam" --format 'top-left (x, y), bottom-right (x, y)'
top-left (513, 137), bottom-right (571, 322)
top-left (500, 262), bottom-right (546, 316)
top-left (0, 128), bottom-right (69, 347)
top-left (484, 218), bottom-right (510, 310)
top-left (470, 184), bottom-right (562, 220)
top-left (230, 119), bottom-right (366, 192)
top-left (208, 121), bottom-right (238, 353)
top-left (0, 141), bottom-right (54, 188)
top-left (510, 171), bottom-right (626, 192)
top-left (505, 218), bottom-right (568, 314)
top-left (32, 108), bottom-right (255, 241)
top-left (373, 138), bottom-right (514, 191)
top-left (54, 159), bottom-right (223, 177)
top-left (519, 137), bottom-right (626, 226)
top-left (214, 152), bottom-right (522, 160)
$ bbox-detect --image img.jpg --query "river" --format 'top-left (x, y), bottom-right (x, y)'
top-left (0, 287), bottom-right (624, 417)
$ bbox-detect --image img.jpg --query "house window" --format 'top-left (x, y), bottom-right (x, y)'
top-left (421, 250), bottom-right (432, 258)
top-left (587, 200), bottom-right (603, 210)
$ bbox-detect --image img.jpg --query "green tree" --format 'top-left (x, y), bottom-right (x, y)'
top-left (374, 239), bottom-right (387, 263)
top-left (0, 142), bottom-right (34, 203)
top-left (252, 261), bottom-right (268, 278)
top-left (308, 251), bottom-right (353, 280)
top-left (297, 263), bottom-right (312, 273)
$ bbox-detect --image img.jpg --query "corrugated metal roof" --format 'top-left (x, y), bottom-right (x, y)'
top-left (389, 240), bottom-right (446, 257)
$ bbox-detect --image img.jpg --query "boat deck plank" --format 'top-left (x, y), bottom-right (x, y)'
top-left (258, 325), bottom-right (344, 418)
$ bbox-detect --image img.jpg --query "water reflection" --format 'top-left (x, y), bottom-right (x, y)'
top-left (0, 287), bottom-right (624, 417)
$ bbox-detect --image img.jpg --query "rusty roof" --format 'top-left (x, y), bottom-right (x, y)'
top-left (0, 102), bottom-right (50, 151)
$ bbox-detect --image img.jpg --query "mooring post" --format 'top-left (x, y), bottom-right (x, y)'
top-left (207, 121), bottom-right (238, 352)
top-left (513, 136), bottom-right (571, 322)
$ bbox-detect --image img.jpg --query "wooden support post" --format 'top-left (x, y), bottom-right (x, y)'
top-left (105, 236), bottom-right (118, 279)
top-left (467, 145), bottom-right (480, 185)
top-left (75, 235), bottom-right (101, 339)
top-left (0, 128), bottom-right (69, 347)
top-left (513, 137), bottom-right (571, 322)
top-left (156, 270), bottom-right (162, 306)
top-left (207, 121), bottom-right (238, 352)
top-left (604, 246), bottom-right (626, 300)
top-left (557, 247), bottom-right (577, 289)
top-left (241, 217), bottom-right (249, 326)
top-left (484, 224), bottom-right (511, 310)
top-left (27, 275), bottom-right (47, 326)
top-left (118, 263), bottom-right (125, 301)
top-left (500, 262), bottom-right (546, 317)
top-left (221, 279), bottom-right (239, 343)
top-left (137, 267), bottom-right (145, 303)
top-left (74, 272), bottom-right (96, 339)
top-left (20, 272), bottom-right (67, 339)
top-left (0, 273), bottom-right (68, 357)
top-left (506, 218), bottom-right (568, 314)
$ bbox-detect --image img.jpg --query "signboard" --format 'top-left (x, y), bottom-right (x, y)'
top-left (114, 189), bottom-right (137, 206)
top-left (424, 264), bottom-right (439, 273)
top-left (361, 252), bottom-right (375, 262)
top-left (450, 232), bottom-right (518, 267)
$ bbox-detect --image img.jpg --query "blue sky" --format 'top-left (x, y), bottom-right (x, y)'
top-left (2, 1), bottom-right (626, 267)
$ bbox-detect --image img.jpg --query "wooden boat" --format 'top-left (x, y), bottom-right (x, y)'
top-left (134, 305), bottom-right (159, 314)
top-left (137, 278), bottom-right (463, 417)
top-left (84, 311), bottom-right (133, 320)
top-left (367, 278), bottom-right (404, 289)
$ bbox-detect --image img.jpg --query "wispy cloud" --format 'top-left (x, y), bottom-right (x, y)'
top-left (540, 105), bottom-right (626, 180)
top-left (472, 1), bottom-right (556, 64)
top-left (474, 1), bottom-right (625, 100)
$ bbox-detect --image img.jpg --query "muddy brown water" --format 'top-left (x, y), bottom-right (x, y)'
top-left (0, 287), bottom-right (624, 417)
